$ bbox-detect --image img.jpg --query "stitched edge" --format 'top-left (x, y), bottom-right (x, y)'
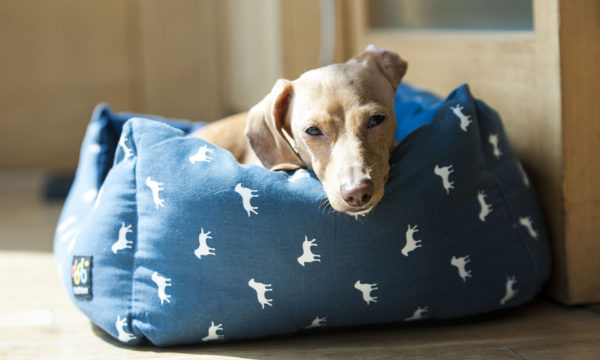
top-left (126, 119), bottom-right (141, 343)
top-left (471, 96), bottom-right (542, 288)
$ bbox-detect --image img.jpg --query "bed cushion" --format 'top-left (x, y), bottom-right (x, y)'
top-left (54, 83), bottom-right (551, 346)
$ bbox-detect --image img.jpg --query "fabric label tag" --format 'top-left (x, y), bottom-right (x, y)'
top-left (71, 256), bottom-right (93, 300)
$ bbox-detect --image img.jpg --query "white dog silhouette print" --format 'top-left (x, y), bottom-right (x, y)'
top-left (450, 255), bottom-right (472, 282)
top-left (354, 280), bottom-right (378, 305)
top-left (500, 276), bottom-right (518, 305)
top-left (189, 145), bottom-right (213, 164)
top-left (235, 183), bottom-right (258, 216)
top-left (305, 316), bottom-right (327, 329)
top-left (202, 321), bottom-right (224, 342)
top-left (519, 216), bottom-right (538, 240)
top-left (194, 228), bottom-right (215, 259)
top-left (151, 271), bottom-right (172, 305)
top-left (477, 191), bottom-right (493, 222)
top-left (405, 306), bottom-right (429, 321)
top-left (112, 222), bottom-right (133, 254)
top-left (297, 236), bottom-right (321, 266)
top-left (115, 315), bottom-right (136, 343)
top-left (434, 165), bottom-right (454, 194)
top-left (119, 135), bottom-right (134, 160)
top-left (248, 278), bottom-right (273, 309)
top-left (146, 177), bottom-right (165, 209)
top-left (402, 224), bottom-right (422, 257)
top-left (450, 104), bottom-right (472, 132)
top-left (488, 133), bottom-right (502, 159)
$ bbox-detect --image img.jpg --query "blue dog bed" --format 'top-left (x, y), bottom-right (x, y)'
top-left (54, 84), bottom-right (550, 346)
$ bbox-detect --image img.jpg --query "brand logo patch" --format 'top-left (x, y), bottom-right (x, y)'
top-left (71, 256), bottom-right (93, 300)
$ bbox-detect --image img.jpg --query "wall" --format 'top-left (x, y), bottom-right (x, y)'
top-left (0, 0), bottom-right (136, 171)
top-left (0, 0), bottom-right (299, 171)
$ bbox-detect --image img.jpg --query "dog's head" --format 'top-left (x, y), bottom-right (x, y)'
top-left (246, 46), bottom-right (407, 216)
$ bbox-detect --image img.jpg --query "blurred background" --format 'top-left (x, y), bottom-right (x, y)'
top-left (1, 0), bottom-right (534, 172)
top-left (1, 0), bottom-right (598, 304)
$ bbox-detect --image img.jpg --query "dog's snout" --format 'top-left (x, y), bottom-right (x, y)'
top-left (341, 179), bottom-right (374, 208)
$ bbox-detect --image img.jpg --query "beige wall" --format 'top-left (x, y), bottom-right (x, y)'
top-left (0, 0), bottom-right (323, 171)
top-left (220, 0), bottom-right (284, 112)
top-left (0, 0), bottom-right (136, 171)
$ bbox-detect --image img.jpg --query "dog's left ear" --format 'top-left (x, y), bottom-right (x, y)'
top-left (353, 45), bottom-right (408, 91)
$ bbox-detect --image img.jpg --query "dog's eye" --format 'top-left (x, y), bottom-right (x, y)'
top-left (368, 115), bottom-right (386, 128)
top-left (305, 126), bottom-right (323, 136)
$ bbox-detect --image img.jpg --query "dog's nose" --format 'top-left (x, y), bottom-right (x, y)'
top-left (341, 180), bottom-right (374, 208)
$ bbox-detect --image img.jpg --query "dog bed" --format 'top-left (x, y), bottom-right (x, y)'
top-left (54, 84), bottom-right (551, 346)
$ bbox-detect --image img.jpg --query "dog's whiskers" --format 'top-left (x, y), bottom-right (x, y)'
top-left (318, 198), bottom-right (333, 216)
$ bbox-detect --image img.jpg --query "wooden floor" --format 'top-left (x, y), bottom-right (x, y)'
top-left (2, 172), bottom-right (600, 360)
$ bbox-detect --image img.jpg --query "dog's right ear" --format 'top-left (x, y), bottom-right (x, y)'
top-left (245, 79), bottom-right (305, 170)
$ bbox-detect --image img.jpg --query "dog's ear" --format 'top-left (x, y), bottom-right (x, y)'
top-left (245, 79), bottom-right (305, 171)
top-left (353, 45), bottom-right (408, 91)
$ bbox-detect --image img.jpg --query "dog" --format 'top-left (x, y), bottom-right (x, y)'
top-left (193, 45), bottom-right (407, 216)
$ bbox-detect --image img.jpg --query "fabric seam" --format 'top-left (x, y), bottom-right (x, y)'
top-left (129, 121), bottom-right (141, 340)
top-left (473, 101), bottom-right (541, 280)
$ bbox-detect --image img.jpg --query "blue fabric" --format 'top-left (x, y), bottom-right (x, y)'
top-left (54, 84), bottom-right (551, 346)
top-left (394, 83), bottom-right (444, 142)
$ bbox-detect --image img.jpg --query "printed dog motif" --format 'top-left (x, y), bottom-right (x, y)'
top-left (477, 191), bottom-right (493, 222)
top-left (354, 280), bottom-right (378, 305)
top-left (189, 145), bottom-right (213, 164)
top-left (402, 224), bottom-right (422, 257)
top-left (115, 315), bottom-right (137, 343)
top-left (112, 222), bottom-right (133, 254)
top-left (488, 133), bottom-right (502, 159)
top-left (145, 177), bottom-right (165, 209)
top-left (450, 255), bottom-right (472, 282)
top-left (434, 165), bottom-right (455, 194)
top-left (500, 276), bottom-right (518, 305)
top-left (305, 316), bottom-right (327, 329)
top-left (235, 183), bottom-right (258, 216)
top-left (297, 236), bottom-right (321, 266)
top-left (202, 321), bottom-right (224, 342)
top-left (248, 278), bottom-right (273, 309)
top-left (194, 228), bottom-right (215, 259)
top-left (519, 216), bottom-right (539, 240)
top-left (119, 135), bottom-right (134, 160)
top-left (151, 271), bottom-right (172, 305)
top-left (450, 104), bottom-right (472, 132)
top-left (405, 306), bottom-right (429, 321)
